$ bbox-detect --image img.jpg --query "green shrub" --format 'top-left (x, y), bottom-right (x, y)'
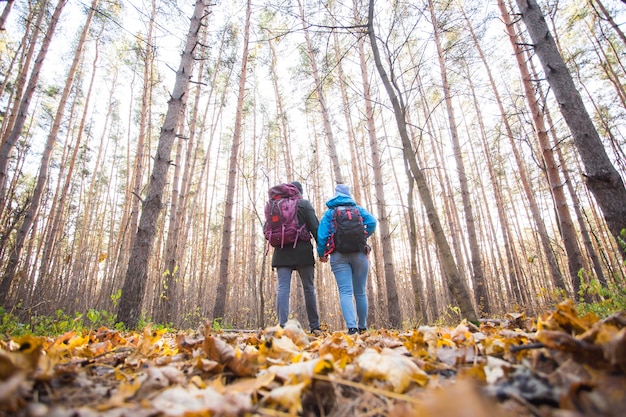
top-left (577, 278), bottom-right (626, 318)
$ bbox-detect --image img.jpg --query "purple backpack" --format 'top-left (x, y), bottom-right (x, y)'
top-left (264, 183), bottom-right (310, 248)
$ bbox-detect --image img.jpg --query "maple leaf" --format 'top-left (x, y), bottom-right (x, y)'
top-left (204, 334), bottom-right (235, 364)
top-left (125, 326), bottom-right (170, 367)
top-left (229, 344), bottom-right (262, 376)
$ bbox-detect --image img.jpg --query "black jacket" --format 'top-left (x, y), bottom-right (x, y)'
top-left (271, 198), bottom-right (319, 268)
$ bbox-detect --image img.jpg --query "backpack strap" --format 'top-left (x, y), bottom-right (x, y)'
top-left (323, 207), bottom-right (343, 256)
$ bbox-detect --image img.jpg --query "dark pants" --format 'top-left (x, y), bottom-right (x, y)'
top-left (276, 265), bottom-right (320, 331)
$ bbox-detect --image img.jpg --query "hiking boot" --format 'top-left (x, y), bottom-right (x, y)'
top-left (347, 328), bottom-right (358, 335)
top-left (358, 328), bottom-right (367, 334)
top-left (311, 328), bottom-right (322, 337)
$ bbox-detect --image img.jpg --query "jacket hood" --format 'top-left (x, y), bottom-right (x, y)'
top-left (326, 194), bottom-right (356, 208)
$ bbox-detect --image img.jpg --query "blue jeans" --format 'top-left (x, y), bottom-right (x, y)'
top-left (276, 266), bottom-right (320, 331)
top-left (330, 251), bottom-right (369, 329)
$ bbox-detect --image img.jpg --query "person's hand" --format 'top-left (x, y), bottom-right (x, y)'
top-left (319, 256), bottom-right (328, 263)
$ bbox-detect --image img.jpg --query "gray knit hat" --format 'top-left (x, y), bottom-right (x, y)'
top-left (291, 181), bottom-right (303, 194)
top-left (335, 184), bottom-right (351, 197)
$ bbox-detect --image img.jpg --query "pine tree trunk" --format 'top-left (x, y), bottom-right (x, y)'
top-left (297, 0), bottom-right (343, 184)
top-left (463, 3), bottom-right (564, 299)
top-left (494, 0), bottom-right (569, 295)
top-left (0, 0), bottom-right (15, 31)
top-left (462, 63), bottom-right (512, 312)
top-left (353, 0), bottom-right (401, 328)
top-left (332, 29), bottom-right (362, 205)
top-left (267, 34), bottom-right (294, 180)
top-left (500, 0), bottom-right (587, 298)
top-left (0, 0), bottom-right (62, 221)
top-left (515, 0), bottom-right (626, 258)
top-left (0, 0), bottom-right (75, 306)
top-left (591, 0), bottom-right (626, 46)
top-left (428, 0), bottom-right (486, 316)
top-left (0, 0), bottom-right (26, 106)
top-left (212, 0), bottom-right (251, 322)
top-left (127, 0), bottom-right (157, 270)
top-left (157, 123), bottom-right (184, 324)
top-left (367, 0), bottom-right (477, 322)
top-left (117, 0), bottom-right (208, 328)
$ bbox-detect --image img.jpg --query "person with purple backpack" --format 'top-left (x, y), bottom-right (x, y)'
top-left (265, 181), bottom-right (321, 336)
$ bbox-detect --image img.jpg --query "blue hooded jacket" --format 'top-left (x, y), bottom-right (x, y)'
top-left (316, 193), bottom-right (377, 257)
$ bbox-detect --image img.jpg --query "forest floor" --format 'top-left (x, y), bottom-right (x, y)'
top-left (1, 300), bottom-right (625, 417)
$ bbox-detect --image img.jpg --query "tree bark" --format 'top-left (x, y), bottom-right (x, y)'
top-left (367, 0), bottom-right (477, 322)
top-left (428, 0), bottom-right (486, 316)
top-left (515, 0), bottom-right (626, 258)
top-left (297, 0), bottom-right (343, 184)
top-left (0, 0), bottom-right (69, 305)
top-left (0, 0), bottom-right (15, 31)
top-left (0, 0), bottom-right (59, 219)
top-left (500, 0), bottom-right (586, 297)
top-left (590, 0), bottom-right (626, 46)
top-left (212, 0), bottom-right (251, 322)
top-left (465, 2), bottom-right (565, 296)
top-left (117, 0), bottom-right (208, 328)
top-left (352, 2), bottom-right (401, 328)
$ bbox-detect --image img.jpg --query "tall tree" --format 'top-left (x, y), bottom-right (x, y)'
top-left (117, 0), bottom-right (209, 328)
top-left (500, 0), bottom-right (586, 297)
top-left (0, 0), bottom-right (71, 305)
top-left (263, 16), bottom-right (294, 180)
top-left (514, 0), bottom-right (626, 257)
top-left (159, 23), bottom-right (210, 326)
top-left (0, 0), bottom-right (64, 217)
top-left (127, 0), bottom-right (158, 271)
top-left (212, 0), bottom-right (252, 322)
top-left (590, 0), bottom-right (626, 46)
top-left (297, 0), bottom-right (343, 184)
top-left (428, 0), bottom-right (487, 315)
top-left (352, 0), bottom-right (401, 328)
top-left (367, 0), bottom-right (477, 322)
top-left (36, 41), bottom-right (95, 305)
top-left (30, 0), bottom-right (104, 308)
top-left (0, 0), bottom-right (14, 32)
top-left (461, 2), bottom-right (566, 295)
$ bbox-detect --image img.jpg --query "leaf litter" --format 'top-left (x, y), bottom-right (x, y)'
top-left (0, 300), bottom-right (625, 417)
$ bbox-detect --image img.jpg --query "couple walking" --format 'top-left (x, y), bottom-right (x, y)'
top-left (270, 182), bottom-right (377, 335)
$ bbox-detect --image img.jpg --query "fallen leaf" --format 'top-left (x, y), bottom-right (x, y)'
top-left (356, 348), bottom-right (429, 393)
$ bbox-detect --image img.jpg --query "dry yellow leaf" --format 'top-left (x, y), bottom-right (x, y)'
top-left (267, 354), bottom-right (334, 383)
top-left (356, 348), bottom-right (429, 393)
top-left (283, 319), bottom-right (310, 347)
top-left (264, 381), bottom-right (307, 414)
top-left (97, 378), bottom-right (141, 410)
top-left (261, 334), bottom-right (303, 362)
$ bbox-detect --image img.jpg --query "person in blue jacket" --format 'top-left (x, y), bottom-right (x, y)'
top-left (317, 184), bottom-right (377, 335)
